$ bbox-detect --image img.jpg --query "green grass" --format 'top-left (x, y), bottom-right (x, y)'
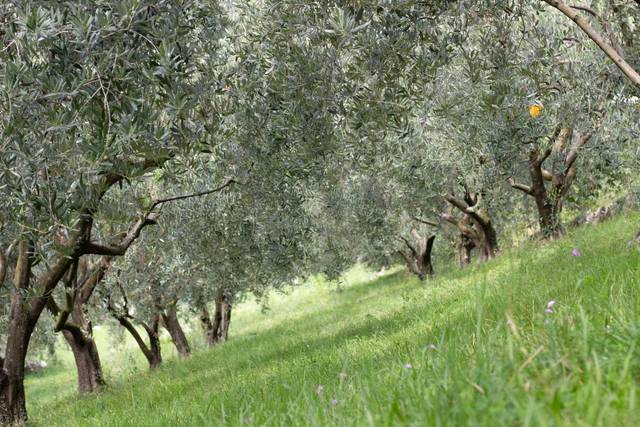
top-left (26, 214), bottom-right (640, 426)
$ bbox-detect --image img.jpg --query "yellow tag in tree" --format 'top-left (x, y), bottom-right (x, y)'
top-left (528, 104), bottom-right (543, 118)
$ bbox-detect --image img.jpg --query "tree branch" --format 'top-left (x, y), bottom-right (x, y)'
top-left (76, 256), bottom-right (113, 304)
top-left (440, 212), bottom-right (459, 226)
top-left (0, 248), bottom-right (6, 290)
top-left (82, 215), bottom-right (158, 256)
top-left (542, 0), bottom-right (640, 88)
top-left (399, 236), bottom-right (417, 257)
top-left (150, 177), bottom-right (236, 210)
top-left (541, 169), bottom-right (554, 181)
top-left (564, 131), bottom-right (592, 173)
top-left (509, 178), bottom-right (534, 195)
top-left (413, 217), bottom-right (439, 227)
top-left (444, 195), bottom-right (474, 215)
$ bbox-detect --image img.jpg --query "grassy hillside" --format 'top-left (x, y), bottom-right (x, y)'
top-left (26, 215), bottom-right (640, 426)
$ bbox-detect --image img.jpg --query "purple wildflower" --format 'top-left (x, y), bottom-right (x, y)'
top-left (544, 308), bottom-right (554, 314)
top-left (404, 363), bottom-right (413, 370)
top-left (331, 399), bottom-right (339, 406)
top-left (572, 248), bottom-right (582, 257)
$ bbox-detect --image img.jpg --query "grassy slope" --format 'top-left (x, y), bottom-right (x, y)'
top-left (26, 215), bottom-right (640, 426)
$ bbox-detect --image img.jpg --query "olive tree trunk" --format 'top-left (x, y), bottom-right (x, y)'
top-left (161, 307), bottom-right (191, 358)
top-left (511, 128), bottom-right (591, 239)
top-left (61, 329), bottom-right (105, 394)
top-left (397, 231), bottom-right (436, 280)
top-left (199, 290), bottom-right (233, 346)
top-left (113, 313), bottom-right (163, 369)
top-left (445, 193), bottom-right (498, 261)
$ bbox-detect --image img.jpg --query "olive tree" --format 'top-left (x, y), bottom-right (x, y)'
top-left (0, 0), bottom-right (225, 421)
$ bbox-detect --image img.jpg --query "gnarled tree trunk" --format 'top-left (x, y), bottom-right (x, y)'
top-left (511, 128), bottom-right (591, 239)
top-left (445, 192), bottom-right (498, 262)
top-left (47, 257), bottom-right (113, 394)
top-left (161, 307), bottom-right (191, 358)
top-left (397, 231), bottom-right (436, 280)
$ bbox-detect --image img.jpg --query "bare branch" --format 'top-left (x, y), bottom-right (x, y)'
top-left (413, 217), bottom-right (439, 227)
top-left (509, 178), bottom-right (533, 195)
top-left (542, 0), bottom-right (640, 88)
top-left (564, 131), bottom-right (592, 173)
top-left (444, 195), bottom-right (473, 215)
top-left (150, 178), bottom-right (236, 210)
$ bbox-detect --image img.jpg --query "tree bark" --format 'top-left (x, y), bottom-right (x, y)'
top-left (220, 300), bottom-right (232, 343)
top-left (541, 0), bottom-right (640, 88)
top-left (49, 256), bottom-right (113, 394)
top-left (161, 307), bottom-right (191, 358)
top-left (511, 129), bottom-right (590, 238)
top-left (200, 306), bottom-right (216, 346)
top-left (200, 291), bottom-right (233, 346)
top-left (213, 291), bottom-right (232, 344)
top-left (0, 241), bottom-right (35, 425)
top-left (459, 233), bottom-right (475, 267)
top-left (61, 329), bottom-right (105, 394)
top-left (397, 232), bottom-right (436, 280)
top-left (113, 313), bottom-right (163, 369)
top-left (445, 193), bottom-right (498, 261)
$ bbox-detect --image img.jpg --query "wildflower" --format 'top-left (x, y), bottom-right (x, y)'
top-left (572, 248), bottom-right (582, 257)
top-left (338, 372), bottom-right (347, 381)
top-left (404, 363), bottom-right (413, 370)
top-left (315, 385), bottom-right (324, 396)
top-left (528, 103), bottom-right (543, 118)
top-left (331, 399), bottom-right (339, 406)
top-left (426, 344), bottom-right (437, 351)
top-left (545, 300), bottom-right (556, 315)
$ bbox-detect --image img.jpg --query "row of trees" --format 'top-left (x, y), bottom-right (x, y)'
top-left (1, 0), bottom-right (638, 424)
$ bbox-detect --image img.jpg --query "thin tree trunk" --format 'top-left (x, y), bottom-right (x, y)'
top-left (212, 291), bottom-right (229, 344)
top-left (219, 300), bottom-right (232, 342)
top-left (145, 316), bottom-right (163, 369)
top-left (200, 306), bottom-right (216, 346)
top-left (161, 307), bottom-right (191, 358)
top-left (113, 313), bottom-right (162, 369)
